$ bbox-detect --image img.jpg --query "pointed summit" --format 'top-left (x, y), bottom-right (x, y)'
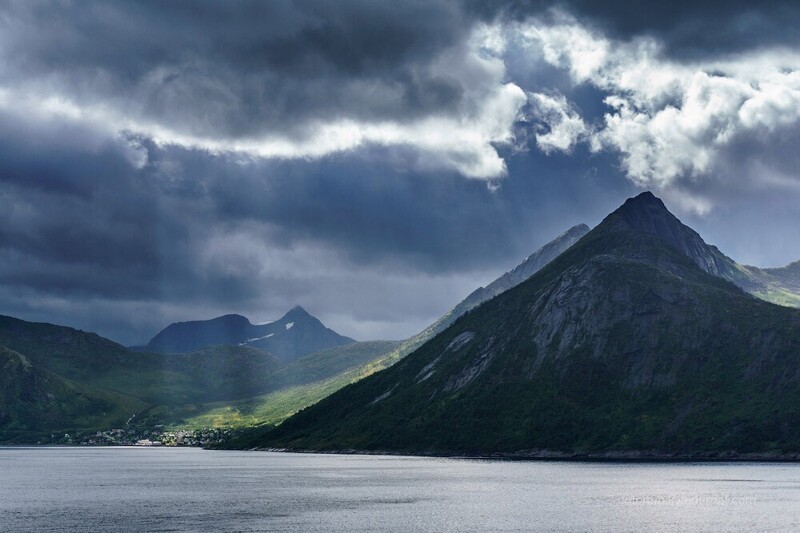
top-left (584, 191), bottom-right (799, 302)
top-left (510, 224), bottom-right (591, 279)
top-left (623, 190), bottom-right (661, 205)
top-left (598, 191), bottom-right (741, 280)
top-left (606, 191), bottom-right (681, 234)
top-left (284, 305), bottom-right (312, 320)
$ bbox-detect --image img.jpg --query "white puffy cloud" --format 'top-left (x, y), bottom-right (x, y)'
top-left (516, 14), bottom-right (800, 212)
top-left (527, 92), bottom-right (587, 154)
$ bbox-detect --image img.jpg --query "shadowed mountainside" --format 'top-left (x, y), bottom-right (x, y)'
top-left (145, 306), bottom-right (355, 360)
top-left (0, 346), bottom-right (147, 442)
top-left (373, 224), bottom-right (592, 368)
top-left (229, 193), bottom-right (800, 456)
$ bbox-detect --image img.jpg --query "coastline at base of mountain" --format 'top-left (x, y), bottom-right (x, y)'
top-left (225, 192), bottom-right (800, 456)
top-left (210, 445), bottom-right (800, 463)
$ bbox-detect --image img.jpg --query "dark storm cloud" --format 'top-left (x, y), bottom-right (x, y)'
top-left (1, 0), bottom-right (799, 346)
top-left (0, 96), bottom-right (630, 345)
top-left (203, 152), bottom-right (516, 271)
top-left (468, 0), bottom-right (800, 59)
top-left (0, 0), bottom-right (470, 138)
top-left (566, 1), bottom-right (800, 58)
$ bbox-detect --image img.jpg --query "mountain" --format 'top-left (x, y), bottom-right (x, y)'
top-left (378, 223), bottom-right (591, 366)
top-left (0, 314), bottom-right (175, 403)
top-left (143, 226), bottom-right (593, 431)
top-left (744, 261), bottom-right (800, 308)
top-left (231, 192), bottom-right (800, 456)
top-left (0, 314), bottom-right (279, 405)
top-left (144, 313), bottom-right (253, 353)
top-left (144, 306), bottom-right (355, 360)
top-left (609, 193), bottom-right (800, 307)
top-left (137, 225), bottom-right (592, 430)
top-left (0, 311), bottom-right (395, 441)
top-left (453, 224), bottom-right (592, 317)
top-left (0, 346), bottom-right (147, 442)
top-left (141, 340), bottom-right (402, 430)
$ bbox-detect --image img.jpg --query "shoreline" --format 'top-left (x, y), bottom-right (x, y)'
top-left (6, 443), bottom-right (800, 463)
top-left (238, 447), bottom-right (800, 463)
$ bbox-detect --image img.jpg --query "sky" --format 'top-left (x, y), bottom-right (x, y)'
top-left (1, 0), bottom-right (799, 345)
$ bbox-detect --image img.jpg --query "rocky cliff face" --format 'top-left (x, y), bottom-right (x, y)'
top-left (606, 192), bottom-right (748, 282)
top-left (452, 224), bottom-right (591, 319)
top-left (609, 192), bottom-right (800, 304)
top-left (240, 192), bottom-right (800, 455)
top-left (387, 223), bottom-right (591, 361)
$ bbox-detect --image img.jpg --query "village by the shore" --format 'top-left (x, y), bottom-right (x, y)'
top-left (36, 427), bottom-right (238, 447)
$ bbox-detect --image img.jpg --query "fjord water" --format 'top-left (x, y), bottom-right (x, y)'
top-left (2, 448), bottom-right (799, 532)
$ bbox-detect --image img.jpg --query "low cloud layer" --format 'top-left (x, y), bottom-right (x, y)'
top-left (1, 1), bottom-right (799, 343)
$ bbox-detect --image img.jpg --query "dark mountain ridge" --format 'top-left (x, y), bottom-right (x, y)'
top-left (383, 223), bottom-right (591, 362)
top-left (604, 192), bottom-right (800, 309)
top-left (609, 193), bottom-right (800, 303)
top-left (145, 306), bottom-right (355, 360)
top-left (0, 314), bottom-right (281, 405)
top-left (234, 192), bottom-right (800, 456)
top-left (609, 192), bottom-right (746, 281)
top-left (450, 224), bottom-right (591, 321)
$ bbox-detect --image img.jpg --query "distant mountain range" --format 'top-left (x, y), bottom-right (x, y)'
top-left (0, 220), bottom-right (594, 442)
top-left (0, 308), bottom-right (374, 442)
top-left (143, 306), bottom-right (355, 360)
top-left (231, 192), bottom-right (800, 457)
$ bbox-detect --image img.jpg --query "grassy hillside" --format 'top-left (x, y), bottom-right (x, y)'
top-left (0, 315), bottom-right (195, 404)
top-left (0, 346), bottom-right (148, 443)
top-left (0, 317), bottom-right (401, 441)
top-left (747, 262), bottom-right (800, 308)
top-left (136, 341), bottom-right (401, 429)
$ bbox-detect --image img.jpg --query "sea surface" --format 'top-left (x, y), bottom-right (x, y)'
top-left (1, 447), bottom-right (799, 532)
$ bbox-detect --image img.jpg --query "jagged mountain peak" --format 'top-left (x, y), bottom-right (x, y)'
top-left (444, 223), bottom-right (590, 320)
top-left (511, 224), bottom-right (591, 276)
top-left (283, 305), bottom-right (312, 321)
top-left (622, 190), bottom-right (661, 206)
top-left (586, 192), bottom-right (799, 305)
top-left (607, 191), bottom-right (683, 233)
top-left (597, 191), bottom-right (742, 281)
top-left (568, 222), bottom-right (591, 234)
top-left (372, 222), bottom-right (592, 365)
